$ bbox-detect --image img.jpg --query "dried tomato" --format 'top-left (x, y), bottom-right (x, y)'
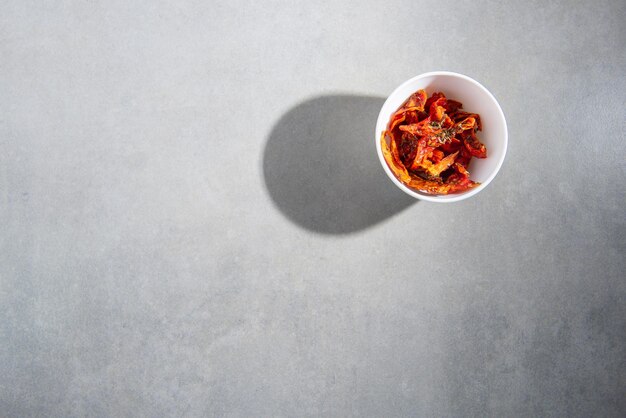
top-left (381, 89), bottom-right (488, 195)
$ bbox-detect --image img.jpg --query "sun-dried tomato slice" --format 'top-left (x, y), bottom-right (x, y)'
top-left (464, 131), bottom-right (487, 158)
top-left (405, 90), bottom-right (428, 111)
top-left (380, 132), bottom-right (411, 184)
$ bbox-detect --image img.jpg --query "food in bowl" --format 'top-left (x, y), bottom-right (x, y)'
top-left (380, 89), bottom-right (487, 195)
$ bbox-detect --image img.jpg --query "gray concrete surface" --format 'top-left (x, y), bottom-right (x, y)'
top-left (1, 0), bottom-right (625, 417)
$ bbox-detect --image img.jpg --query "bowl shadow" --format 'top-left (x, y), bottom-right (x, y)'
top-left (262, 95), bottom-right (417, 235)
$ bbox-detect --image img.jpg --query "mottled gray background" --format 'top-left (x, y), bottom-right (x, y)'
top-left (1, 0), bottom-right (625, 417)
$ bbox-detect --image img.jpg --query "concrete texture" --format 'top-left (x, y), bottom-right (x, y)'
top-left (1, 0), bottom-right (625, 416)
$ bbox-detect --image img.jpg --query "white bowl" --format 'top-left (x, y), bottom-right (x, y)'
top-left (375, 71), bottom-right (508, 203)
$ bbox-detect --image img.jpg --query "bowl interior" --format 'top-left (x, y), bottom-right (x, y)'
top-left (376, 73), bottom-right (507, 202)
